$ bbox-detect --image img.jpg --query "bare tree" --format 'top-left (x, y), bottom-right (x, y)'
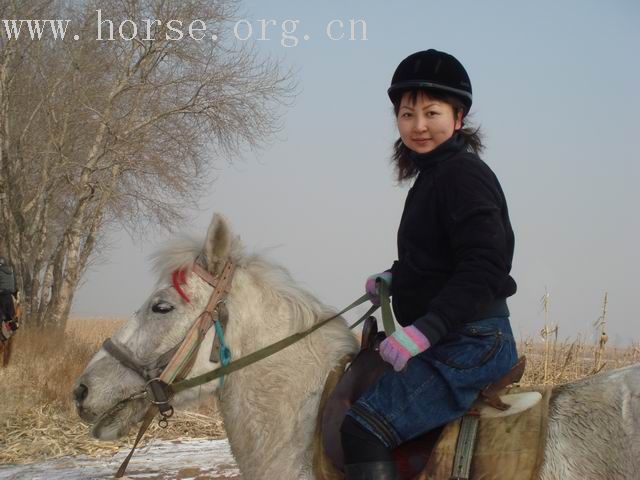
top-left (0, 0), bottom-right (296, 328)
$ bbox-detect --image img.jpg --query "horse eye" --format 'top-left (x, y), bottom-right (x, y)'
top-left (152, 302), bottom-right (174, 314)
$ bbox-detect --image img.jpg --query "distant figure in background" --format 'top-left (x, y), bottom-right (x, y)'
top-left (0, 256), bottom-right (19, 342)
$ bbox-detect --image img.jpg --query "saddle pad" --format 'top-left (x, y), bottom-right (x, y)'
top-left (477, 391), bottom-right (542, 418)
top-left (419, 385), bottom-right (553, 480)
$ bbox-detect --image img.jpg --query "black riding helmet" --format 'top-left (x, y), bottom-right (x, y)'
top-left (387, 49), bottom-right (473, 114)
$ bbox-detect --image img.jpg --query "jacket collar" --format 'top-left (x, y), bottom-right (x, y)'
top-left (408, 131), bottom-right (467, 173)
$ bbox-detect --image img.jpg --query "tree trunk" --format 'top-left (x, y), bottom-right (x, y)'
top-left (1, 0), bottom-right (292, 330)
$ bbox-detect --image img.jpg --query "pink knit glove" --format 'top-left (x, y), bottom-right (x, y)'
top-left (379, 325), bottom-right (431, 372)
top-left (365, 271), bottom-right (392, 306)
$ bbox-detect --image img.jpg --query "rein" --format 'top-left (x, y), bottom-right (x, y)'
top-left (171, 291), bottom-right (384, 395)
top-left (105, 260), bottom-right (393, 478)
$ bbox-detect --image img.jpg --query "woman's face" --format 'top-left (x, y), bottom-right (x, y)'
top-left (396, 91), bottom-right (462, 154)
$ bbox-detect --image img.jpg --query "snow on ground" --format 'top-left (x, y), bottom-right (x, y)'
top-left (0, 438), bottom-right (240, 480)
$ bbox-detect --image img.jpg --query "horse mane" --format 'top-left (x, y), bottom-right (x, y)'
top-left (149, 235), bottom-right (337, 332)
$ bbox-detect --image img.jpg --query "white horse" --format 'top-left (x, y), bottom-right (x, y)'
top-left (74, 213), bottom-right (640, 479)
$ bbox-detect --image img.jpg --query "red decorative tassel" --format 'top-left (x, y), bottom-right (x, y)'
top-left (171, 269), bottom-right (191, 303)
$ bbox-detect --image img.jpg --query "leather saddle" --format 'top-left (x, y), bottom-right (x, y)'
top-left (319, 316), bottom-right (527, 480)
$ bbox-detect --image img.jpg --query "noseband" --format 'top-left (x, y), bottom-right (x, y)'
top-left (101, 260), bottom-right (236, 423)
top-left (102, 336), bottom-right (179, 382)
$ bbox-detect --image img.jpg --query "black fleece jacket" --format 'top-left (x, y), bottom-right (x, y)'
top-left (389, 131), bottom-right (517, 346)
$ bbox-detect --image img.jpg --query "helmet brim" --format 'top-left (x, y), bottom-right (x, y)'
top-left (387, 81), bottom-right (472, 104)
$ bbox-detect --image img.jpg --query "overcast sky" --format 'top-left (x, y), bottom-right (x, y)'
top-left (72, 0), bottom-right (640, 345)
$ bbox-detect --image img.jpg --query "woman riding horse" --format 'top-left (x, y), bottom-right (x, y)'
top-left (340, 49), bottom-right (519, 479)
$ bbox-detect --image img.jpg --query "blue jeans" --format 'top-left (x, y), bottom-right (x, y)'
top-left (346, 315), bottom-right (518, 448)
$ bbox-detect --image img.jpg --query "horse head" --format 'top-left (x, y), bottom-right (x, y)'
top-left (73, 212), bottom-right (239, 440)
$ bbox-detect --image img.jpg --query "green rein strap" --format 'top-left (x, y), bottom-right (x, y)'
top-left (377, 277), bottom-right (396, 336)
top-left (170, 282), bottom-right (395, 395)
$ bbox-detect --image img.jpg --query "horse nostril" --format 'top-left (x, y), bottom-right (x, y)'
top-left (73, 384), bottom-right (89, 405)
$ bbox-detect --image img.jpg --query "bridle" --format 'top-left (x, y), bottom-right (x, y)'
top-left (102, 259), bottom-right (235, 428)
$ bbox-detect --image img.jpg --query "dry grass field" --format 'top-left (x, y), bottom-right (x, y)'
top-left (518, 333), bottom-right (640, 385)
top-left (1, 316), bottom-right (639, 465)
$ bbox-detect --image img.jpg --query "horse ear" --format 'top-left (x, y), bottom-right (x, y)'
top-left (203, 213), bottom-right (232, 276)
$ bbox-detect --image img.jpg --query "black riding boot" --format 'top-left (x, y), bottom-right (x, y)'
top-left (341, 415), bottom-right (399, 480)
top-left (344, 461), bottom-right (399, 480)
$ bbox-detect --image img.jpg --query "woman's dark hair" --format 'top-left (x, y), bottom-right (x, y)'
top-left (390, 88), bottom-right (485, 183)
